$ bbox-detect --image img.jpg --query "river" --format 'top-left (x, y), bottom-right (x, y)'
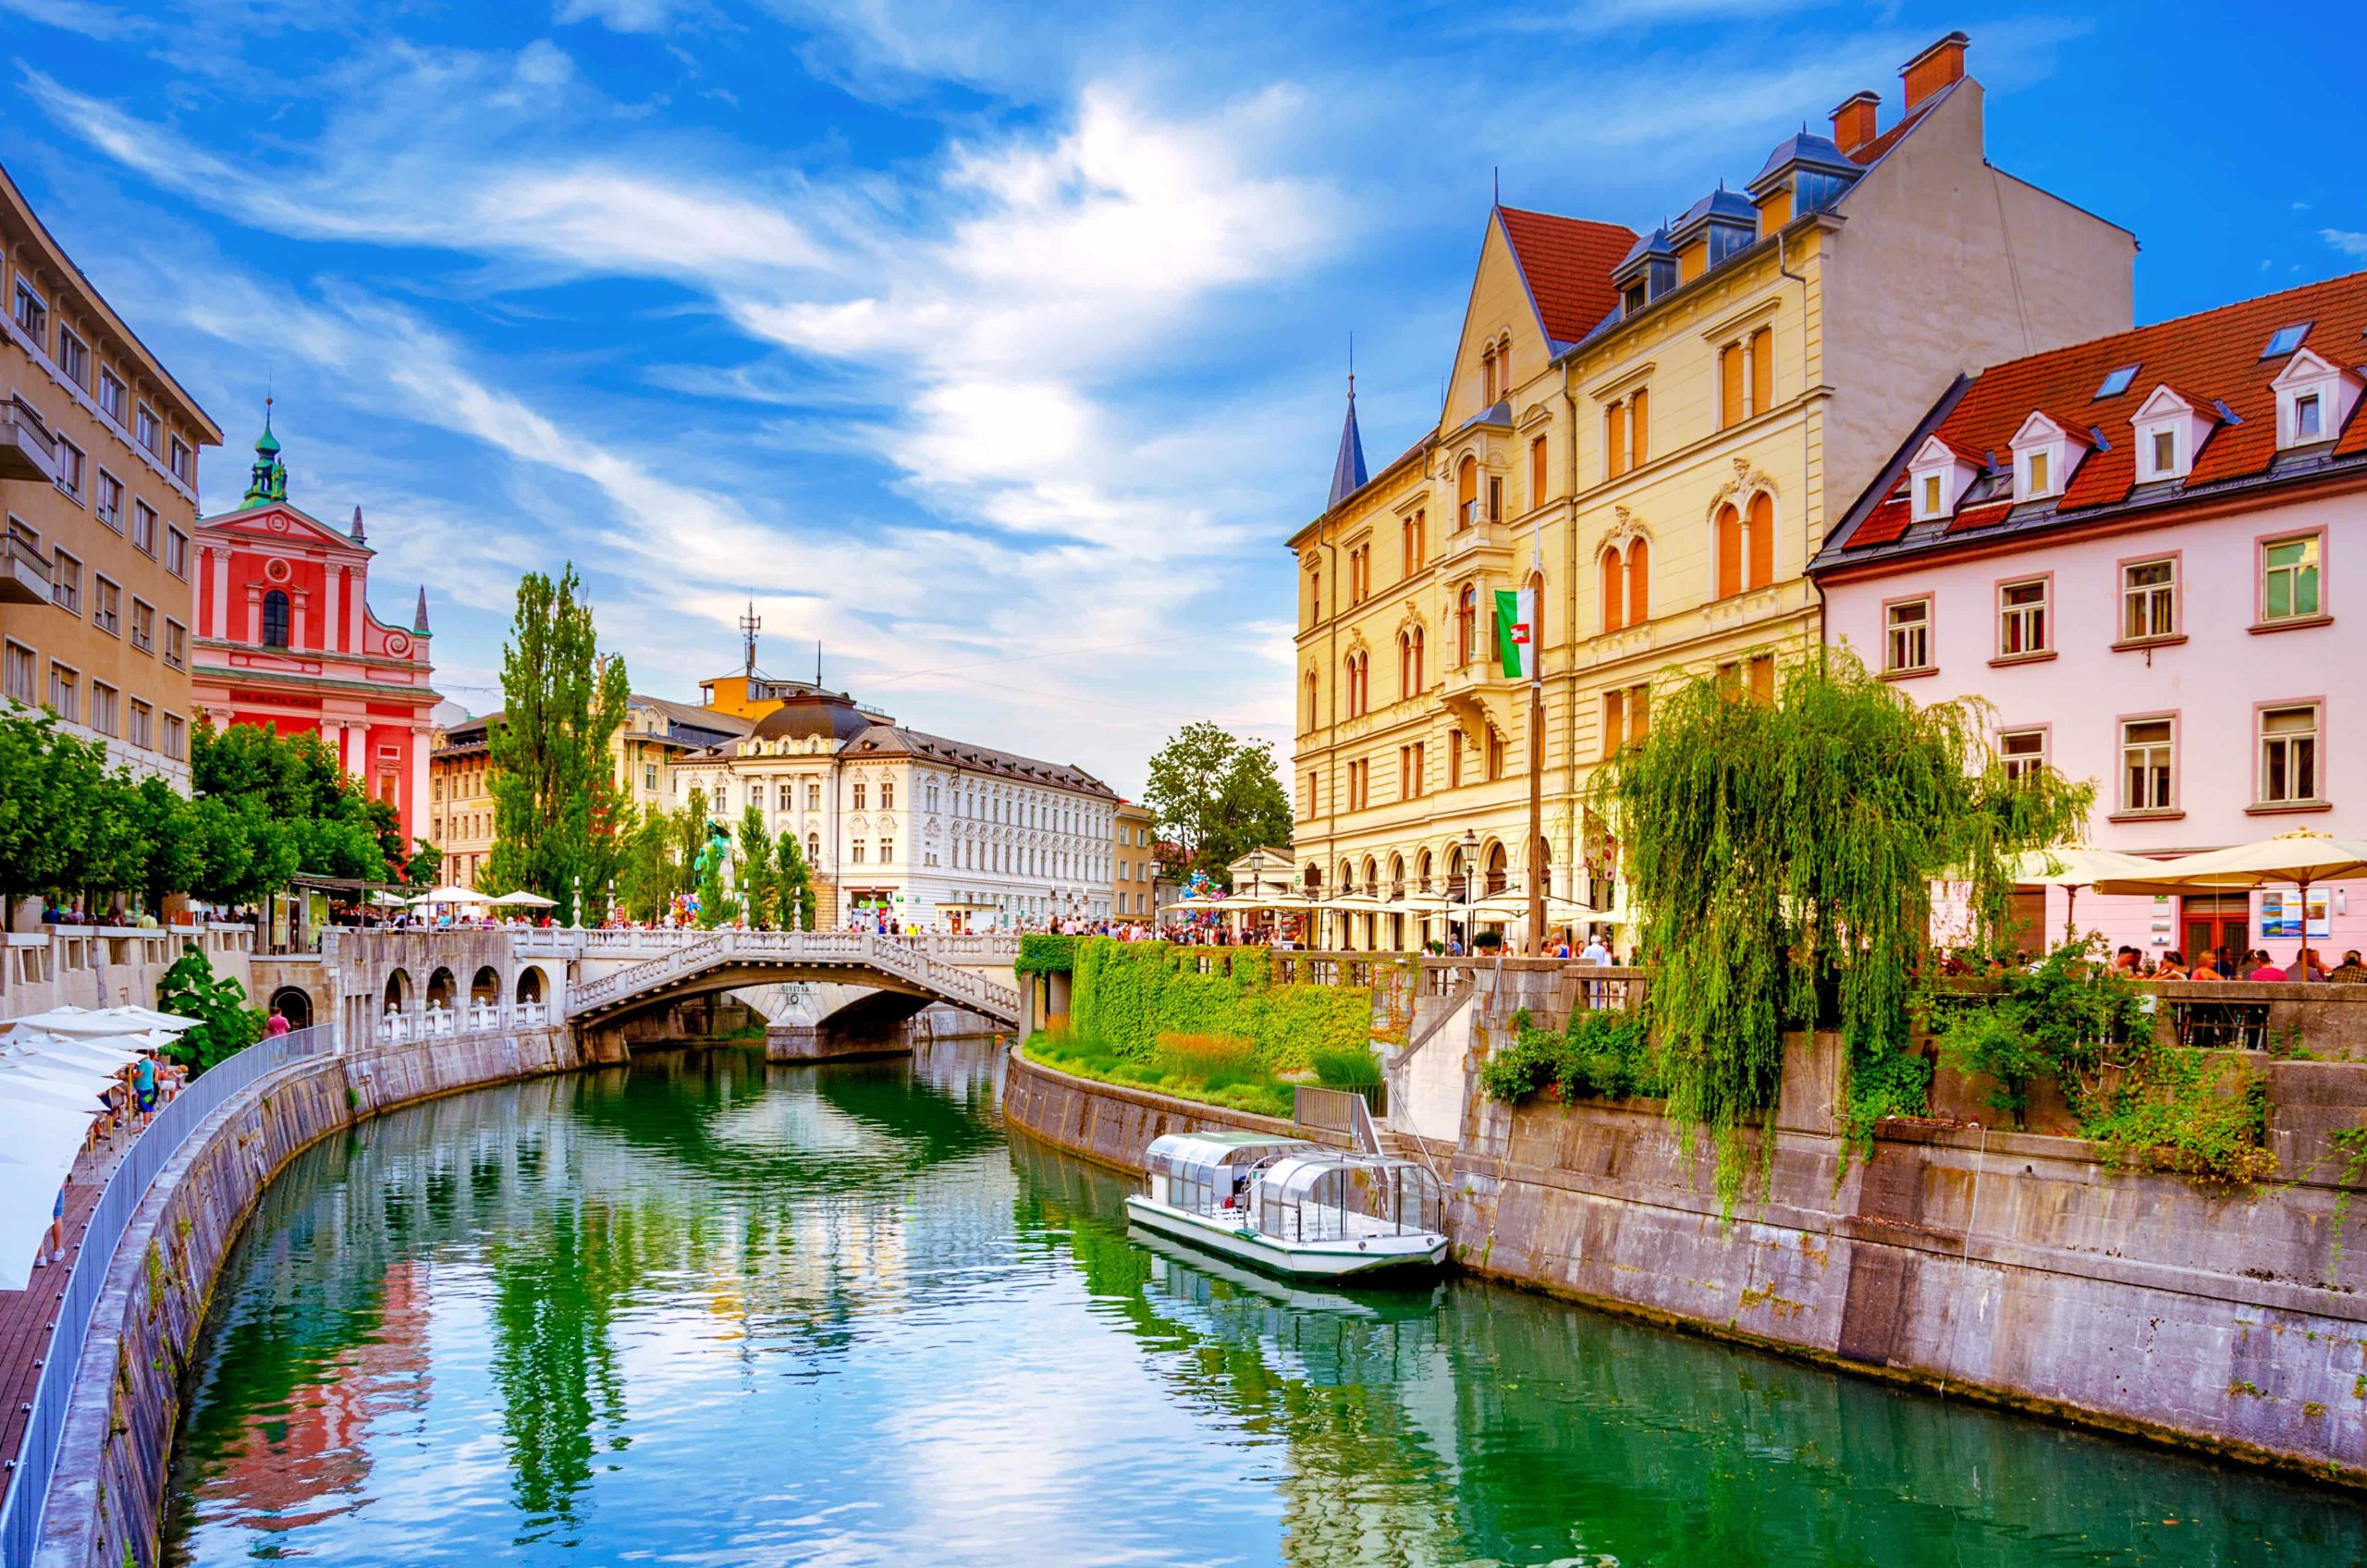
top-left (161, 1041), bottom-right (2367, 1567)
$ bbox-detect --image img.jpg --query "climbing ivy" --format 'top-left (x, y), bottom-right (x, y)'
top-left (1588, 649), bottom-right (2091, 1211)
top-left (1014, 934), bottom-right (1077, 975)
top-left (1067, 937), bottom-right (1370, 1072)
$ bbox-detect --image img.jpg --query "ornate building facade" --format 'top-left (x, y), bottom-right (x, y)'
top-left (671, 685), bottom-right (1119, 929)
top-left (190, 418), bottom-right (439, 841)
top-left (1289, 33), bottom-right (2136, 949)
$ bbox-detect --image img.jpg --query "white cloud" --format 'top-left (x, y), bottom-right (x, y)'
top-left (0, 0), bottom-right (150, 39)
top-left (555, 0), bottom-right (707, 31)
top-left (2321, 229), bottom-right (2367, 259)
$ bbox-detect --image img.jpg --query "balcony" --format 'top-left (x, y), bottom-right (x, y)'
top-left (0, 396), bottom-right (58, 484)
top-left (0, 525), bottom-right (50, 605)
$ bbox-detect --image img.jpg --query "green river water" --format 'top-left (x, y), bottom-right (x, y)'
top-left (160, 1041), bottom-right (2367, 1566)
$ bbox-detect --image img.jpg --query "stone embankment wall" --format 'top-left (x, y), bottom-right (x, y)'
top-left (36, 1026), bottom-right (595, 1568)
top-left (1004, 974), bottom-right (2367, 1486)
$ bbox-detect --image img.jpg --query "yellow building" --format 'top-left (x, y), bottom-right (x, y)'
top-left (1112, 800), bottom-right (1157, 921)
top-left (427, 713), bottom-right (495, 887)
top-left (2, 159), bottom-right (221, 793)
top-left (1289, 34), bottom-right (2135, 950)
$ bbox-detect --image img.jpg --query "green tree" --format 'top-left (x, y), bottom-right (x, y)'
top-left (772, 829), bottom-right (816, 931)
top-left (1143, 721), bottom-right (1293, 886)
top-left (1590, 649), bottom-right (2091, 1209)
top-left (405, 838), bottom-right (442, 887)
top-left (129, 774), bottom-right (201, 913)
top-left (186, 721), bottom-right (388, 901)
top-left (735, 804), bottom-right (775, 927)
top-left (155, 942), bottom-right (266, 1075)
top-left (0, 706), bottom-right (104, 923)
top-left (693, 820), bottom-right (736, 928)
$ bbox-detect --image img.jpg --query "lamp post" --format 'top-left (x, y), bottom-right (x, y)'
top-left (1245, 849), bottom-right (1265, 943)
top-left (1459, 827), bottom-right (1479, 952)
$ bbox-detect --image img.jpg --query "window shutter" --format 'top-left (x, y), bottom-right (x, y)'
top-left (1716, 505), bottom-right (1743, 598)
top-left (1605, 402), bottom-right (1627, 477)
top-left (1721, 346), bottom-right (1744, 429)
top-left (1748, 326), bottom-right (1772, 416)
top-left (1627, 537), bottom-right (1650, 624)
top-left (1600, 549), bottom-right (1625, 633)
top-left (1630, 388), bottom-right (1649, 464)
top-left (1748, 492), bottom-right (1775, 589)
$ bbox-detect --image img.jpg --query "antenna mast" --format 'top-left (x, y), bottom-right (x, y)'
top-left (738, 602), bottom-right (762, 682)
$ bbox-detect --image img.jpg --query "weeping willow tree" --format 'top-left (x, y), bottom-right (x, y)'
top-left (1589, 648), bottom-right (2091, 1209)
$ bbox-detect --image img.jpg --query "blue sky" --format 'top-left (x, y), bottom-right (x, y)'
top-left (4, 0), bottom-right (2361, 795)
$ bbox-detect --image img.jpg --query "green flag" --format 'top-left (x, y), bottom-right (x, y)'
top-left (1494, 587), bottom-right (1535, 679)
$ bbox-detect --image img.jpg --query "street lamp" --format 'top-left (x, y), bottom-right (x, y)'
top-left (1245, 849), bottom-right (1265, 941)
top-left (1459, 827), bottom-right (1480, 951)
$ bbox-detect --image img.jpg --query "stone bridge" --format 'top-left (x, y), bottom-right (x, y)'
top-left (279, 927), bottom-right (1022, 1059)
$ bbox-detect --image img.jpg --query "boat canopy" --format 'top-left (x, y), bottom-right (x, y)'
top-left (1255, 1151), bottom-right (1445, 1243)
top-left (1144, 1132), bottom-right (1313, 1218)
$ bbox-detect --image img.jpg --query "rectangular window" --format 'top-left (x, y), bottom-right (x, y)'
top-left (2151, 429), bottom-right (2176, 475)
top-left (162, 713), bottom-right (185, 760)
top-left (1448, 730), bottom-right (1465, 788)
top-left (128, 498), bottom-right (154, 554)
top-left (2263, 534), bottom-right (2322, 621)
top-left (128, 699), bottom-right (152, 750)
top-left (50, 549), bottom-right (80, 614)
top-left (164, 619), bottom-right (186, 670)
top-left (55, 436), bottom-right (84, 500)
top-left (1921, 473), bottom-right (1942, 514)
top-left (807, 783), bottom-right (821, 811)
top-left (1605, 400), bottom-right (1627, 479)
top-left (879, 838), bottom-right (893, 864)
top-left (2260, 704), bottom-right (2321, 804)
top-left (165, 526), bottom-right (188, 578)
top-left (1748, 654), bottom-right (1774, 704)
top-left (94, 470), bottom-right (124, 531)
top-left (1720, 343), bottom-right (1744, 429)
top-left (47, 663), bottom-right (78, 723)
top-left (1485, 728), bottom-right (1505, 781)
top-left (2026, 448), bottom-right (2051, 496)
top-left (1883, 597), bottom-right (1931, 674)
top-left (1529, 436), bottom-right (1548, 508)
top-left (1629, 683), bottom-right (1650, 744)
top-left (98, 369), bottom-right (125, 423)
top-left (1998, 578), bottom-right (2048, 656)
top-left (852, 782), bottom-right (866, 809)
top-left (12, 278), bottom-right (46, 345)
top-left (4, 641), bottom-right (33, 705)
top-left (57, 328), bottom-right (88, 387)
top-left (170, 436), bottom-right (191, 484)
top-left (1630, 388), bottom-right (1649, 465)
top-left (1999, 728), bottom-right (2046, 781)
top-left (92, 575), bottom-right (120, 636)
top-left (130, 599), bottom-right (154, 653)
top-left (2296, 393), bottom-right (2324, 441)
top-left (880, 781), bottom-right (894, 809)
top-left (2120, 717), bottom-right (2176, 813)
top-left (2121, 558), bottom-right (2177, 642)
top-left (135, 404), bottom-right (161, 453)
top-left (1602, 689), bottom-right (1625, 757)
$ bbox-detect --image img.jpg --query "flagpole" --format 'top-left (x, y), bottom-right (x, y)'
top-left (1527, 492), bottom-right (1545, 954)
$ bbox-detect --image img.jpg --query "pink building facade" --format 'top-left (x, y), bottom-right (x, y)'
top-left (190, 418), bottom-right (439, 842)
top-left (1813, 272), bottom-right (2367, 966)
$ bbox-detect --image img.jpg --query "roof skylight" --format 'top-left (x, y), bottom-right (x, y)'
top-left (2263, 323), bottom-right (2312, 358)
top-left (2093, 364), bottom-right (2139, 398)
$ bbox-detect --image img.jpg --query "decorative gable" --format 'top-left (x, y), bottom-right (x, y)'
top-left (2269, 347), bottom-right (2362, 449)
top-left (2007, 410), bottom-right (2096, 502)
top-left (1907, 434), bottom-right (1981, 521)
top-left (2128, 386), bottom-right (2221, 482)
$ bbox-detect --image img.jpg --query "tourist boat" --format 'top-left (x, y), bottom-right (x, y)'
top-left (1125, 1130), bottom-right (1449, 1280)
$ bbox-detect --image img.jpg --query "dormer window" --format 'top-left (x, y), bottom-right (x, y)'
top-left (2268, 348), bottom-right (2361, 449)
top-left (2129, 386), bottom-right (2217, 483)
top-left (2008, 410), bottom-right (2092, 504)
top-left (1906, 434), bottom-right (1978, 521)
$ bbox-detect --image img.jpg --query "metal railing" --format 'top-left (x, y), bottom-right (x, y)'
top-left (0, 1023), bottom-right (339, 1568)
top-left (1294, 1084), bottom-right (1386, 1147)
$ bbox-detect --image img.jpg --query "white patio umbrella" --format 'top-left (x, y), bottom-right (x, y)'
top-left (369, 889), bottom-right (413, 908)
top-left (0, 1074), bottom-right (111, 1114)
top-left (2006, 844), bottom-right (2195, 930)
top-left (2097, 829), bottom-right (2367, 981)
top-left (410, 885), bottom-right (492, 905)
top-left (0, 1098), bottom-right (104, 1290)
top-left (488, 889), bottom-right (558, 908)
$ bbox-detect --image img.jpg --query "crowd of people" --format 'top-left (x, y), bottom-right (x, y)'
top-left (2111, 945), bottom-right (2367, 982)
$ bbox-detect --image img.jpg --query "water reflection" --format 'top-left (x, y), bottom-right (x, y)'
top-left (164, 1042), bottom-right (2367, 1568)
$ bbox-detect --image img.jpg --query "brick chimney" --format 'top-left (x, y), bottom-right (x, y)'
top-left (1901, 31), bottom-right (1969, 114)
top-left (1829, 91), bottom-right (1880, 155)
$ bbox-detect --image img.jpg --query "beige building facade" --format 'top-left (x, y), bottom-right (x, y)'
top-left (1290, 35), bottom-right (2136, 950)
top-left (1112, 801), bottom-right (1157, 920)
top-left (2, 161), bottom-right (221, 789)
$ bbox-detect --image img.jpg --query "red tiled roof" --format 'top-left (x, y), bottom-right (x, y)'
top-left (1496, 207), bottom-right (1637, 345)
top-left (1836, 268), bottom-right (2367, 553)
top-left (1845, 94), bottom-right (1940, 167)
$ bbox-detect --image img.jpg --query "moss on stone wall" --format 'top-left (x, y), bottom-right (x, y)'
top-left (1066, 938), bottom-right (1372, 1072)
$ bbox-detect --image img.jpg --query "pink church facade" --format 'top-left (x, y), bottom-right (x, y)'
top-left (190, 418), bottom-right (439, 843)
top-left (1814, 272), bottom-right (2367, 966)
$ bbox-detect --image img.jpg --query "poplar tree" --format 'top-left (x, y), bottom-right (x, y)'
top-left (772, 829), bottom-right (816, 930)
top-left (736, 804), bottom-right (775, 927)
top-left (484, 566), bottom-right (630, 925)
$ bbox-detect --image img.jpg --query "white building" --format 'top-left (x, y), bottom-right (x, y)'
top-left (670, 688), bottom-right (1120, 929)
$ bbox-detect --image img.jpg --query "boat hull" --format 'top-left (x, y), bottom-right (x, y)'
top-left (1123, 1195), bottom-right (1448, 1280)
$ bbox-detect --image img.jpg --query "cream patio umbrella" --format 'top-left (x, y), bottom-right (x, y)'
top-left (2006, 844), bottom-right (2196, 932)
top-left (488, 889), bottom-right (558, 908)
top-left (410, 885), bottom-right (493, 906)
top-left (2096, 829), bottom-right (2367, 981)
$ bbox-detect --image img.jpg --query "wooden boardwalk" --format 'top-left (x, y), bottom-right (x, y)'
top-left (0, 1139), bottom-right (123, 1488)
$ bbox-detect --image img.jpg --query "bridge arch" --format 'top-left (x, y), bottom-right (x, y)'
top-left (516, 965), bottom-right (547, 1004)
top-left (469, 965), bottom-right (503, 1006)
top-left (384, 968), bottom-right (412, 1011)
top-left (426, 967), bottom-right (458, 1008)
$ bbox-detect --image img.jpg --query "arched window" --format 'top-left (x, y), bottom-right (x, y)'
top-left (1456, 585), bottom-right (1478, 666)
top-left (1388, 853), bottom-right (1405, 897)
top-left (1533, 836), bottom-right (1551, 899)
top-left (1456, 456), bottom-right (1478, 528)
top-left (1715, 504), bottom-right (1744, 599)
top-left (1627, 536), bottom-right (1650, 624)
top-left (1343, 654), bottom-right (1359, 718)
top-left (1411, 626), bottom-right (1425, 692)
top-left (261, 589), bottom-right (290, 648)
top-left (806, 833), bottom-right (820, 864)
top-left (1417, 849), bottom-right (1434, 893)
top-left (1600, 547), bottom-right (1625, 634)
top-left (1748, 491), bottom-right (1775, 590)
top-left (1337, 859), bottom-right (1354, 893)
top-left (1484, 841), bottom-right (1509, 896)
top-left (1303, 671), bottom-right (1318, 733)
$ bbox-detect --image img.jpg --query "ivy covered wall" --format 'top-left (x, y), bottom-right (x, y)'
top-left (1066, 939), bottom-right (1373, 1072)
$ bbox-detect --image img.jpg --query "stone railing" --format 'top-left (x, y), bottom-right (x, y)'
top-left (507, 925), bottom-right (1021, 964)
top-left (376, 998), bottom-right (551, 1044)
top-left (564, 929), bottom-right (1022, 1023)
